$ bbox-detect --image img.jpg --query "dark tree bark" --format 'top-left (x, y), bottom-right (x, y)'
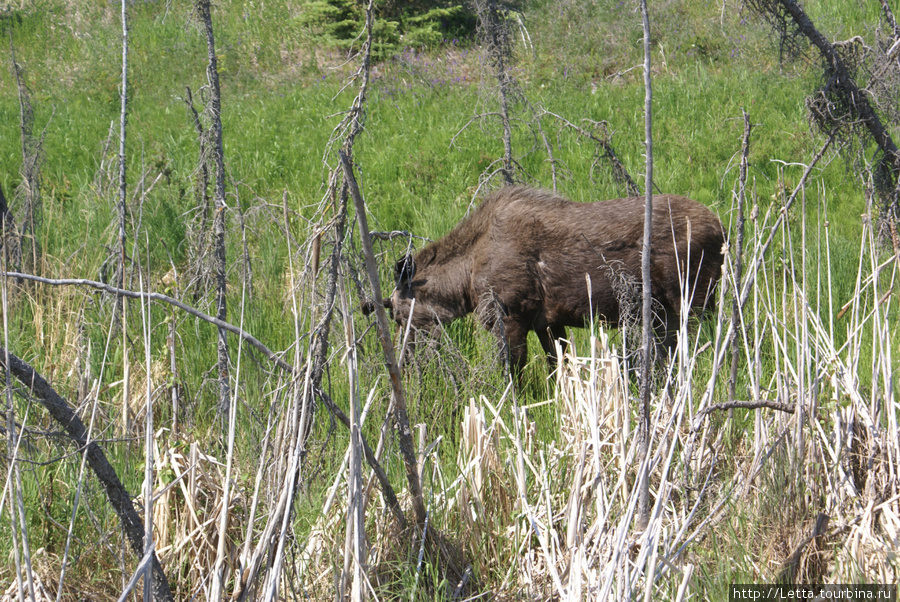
top-left (0, 348), bottom-right (175, 601)
top-left (9, 34), bottom-right (41, 276)
top-left (195, 0), bottom-right (231, 417)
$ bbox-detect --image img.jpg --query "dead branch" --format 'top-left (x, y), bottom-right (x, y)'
top-left (536, 109), bottom-right (640, 197)
top-left (115, 0), bottom-right (129, 322)
top-left (748, 0), bottom-right (900, 213)
top-left (0, 347), bottom-right (175, 601)
top-left (340, 150), bottom-right (426, 529)
top-left (637, 0), bottom-right (653, 532)
top-left (729, 110), bottom-right (754, 404)
top-left (0, 271), bottom-right (295, 375)
top-left (691, 399), bottom-right (796, 434)
top-left (10, 32), bottom-right (43, 276)
top-left (194, 0), bottom-right (230, 417)
top-left (474, 0), bottom-right (518, 185)
top-left (182, 86), bottom-right (211, 230)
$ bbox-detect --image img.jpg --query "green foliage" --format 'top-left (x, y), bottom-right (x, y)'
top-left (296, 0), bottom-right (476, 56)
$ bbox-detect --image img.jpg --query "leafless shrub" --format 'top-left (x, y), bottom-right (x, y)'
top-left (472, 0), bottom-right (523, 186)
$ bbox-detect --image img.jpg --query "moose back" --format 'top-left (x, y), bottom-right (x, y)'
top-left (366, 186), bottom-right (725, 373)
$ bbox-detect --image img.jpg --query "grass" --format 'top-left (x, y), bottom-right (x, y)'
top-left (1, 0), bottom-right (899, 598)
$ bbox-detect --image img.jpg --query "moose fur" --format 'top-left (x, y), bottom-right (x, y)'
top-left (367, 186), bottom-right (725, 374)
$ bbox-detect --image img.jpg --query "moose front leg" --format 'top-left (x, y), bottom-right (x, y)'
top-left (501, 317), bottom-right (530, 378)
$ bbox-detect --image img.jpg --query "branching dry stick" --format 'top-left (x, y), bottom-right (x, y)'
top-left (690, 399), bottom-right (795, 434)
top-left (729, 111), bottom-right (753, 405)
top-left (739, 134), bottom-right (836, 310)
top-left (881, 0), bottom-right (900, 38)
top-left (307, 0), bottom-right (374, 442)
top-left (637, 0), bottom-right (653, 533)
top-left (475, 0), bottom-right (516, 185)
top-left (10, 33), bottom-right (41, 276)
top-left (340, 150), bottom-right (427, 528)
top-left (338, 277), bottom-right (366, 601)
top-left (686, 134), bottom-right (837, 478)
top-left (0, 271), bottom-right (295, 375)
top-left (0, 348), bottom-right (175, 602)
top-left (536, 109), bottom-right (641, 197)
top-left (195, 0), bottom-right (230, 418)
top-left (182, 85), bottom-right (212, 278)
top-left (0, 271), bottom-right (410, 536)
top-left (315, 385), bottom-right (408, 529)
top-left (308, 184), bottom-right (348, 416)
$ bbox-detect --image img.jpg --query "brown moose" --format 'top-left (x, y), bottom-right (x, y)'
top-left (366, 186), bottom-right (725, 374)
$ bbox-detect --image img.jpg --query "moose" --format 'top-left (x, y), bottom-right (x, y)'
top-left (364, 186), bottom-right (725, 374)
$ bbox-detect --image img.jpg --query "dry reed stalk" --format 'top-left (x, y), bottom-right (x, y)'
top-left (0, 570), bottom-right (53, 602)
top-left (339, 273), bottom-right (367, 601)
top-left (210, 276), bottom-right (247, 599)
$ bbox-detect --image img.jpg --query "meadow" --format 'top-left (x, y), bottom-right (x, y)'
top-left (0, 0), bottom-right (898, 599)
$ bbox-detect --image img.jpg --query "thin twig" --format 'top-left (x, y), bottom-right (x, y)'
top-left (0, 271), bottom-right (295, 375)
top-left (340, 150), bottom-right (425, 528)
top-left (691, 399), bottom-right (796, 434)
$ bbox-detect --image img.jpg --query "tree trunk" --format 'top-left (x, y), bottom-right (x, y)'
top-left (195, 0), bottom-right (231, 418)
top-left (637, 0), bottom-right (653, 532)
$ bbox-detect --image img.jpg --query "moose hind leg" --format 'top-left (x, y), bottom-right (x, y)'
top-left (652, 306), bottom-right (680, 363)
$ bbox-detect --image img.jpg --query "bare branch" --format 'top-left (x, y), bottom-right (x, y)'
top-left (194, 0), bottom-right (230, 417)
top-left (748, 0), bottom-right (900, 214)
top-left (341, 150), bottom-right (425, 528)
top-left (692, 399), bottom-right (797, 434)
top-left (536, 109), bottom-right (640, 197)
top-left (0, 348), bottom-right (175, 601)
top-left (729, 111), bottom-right (754, 404)
top-left (0, 271), bottom-right (295, 375)
top-left (637, 0), bottom-right (653, 532)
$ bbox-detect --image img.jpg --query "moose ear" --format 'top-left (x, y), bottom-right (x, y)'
top-left (394, 255), bottom-right (416, 286)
